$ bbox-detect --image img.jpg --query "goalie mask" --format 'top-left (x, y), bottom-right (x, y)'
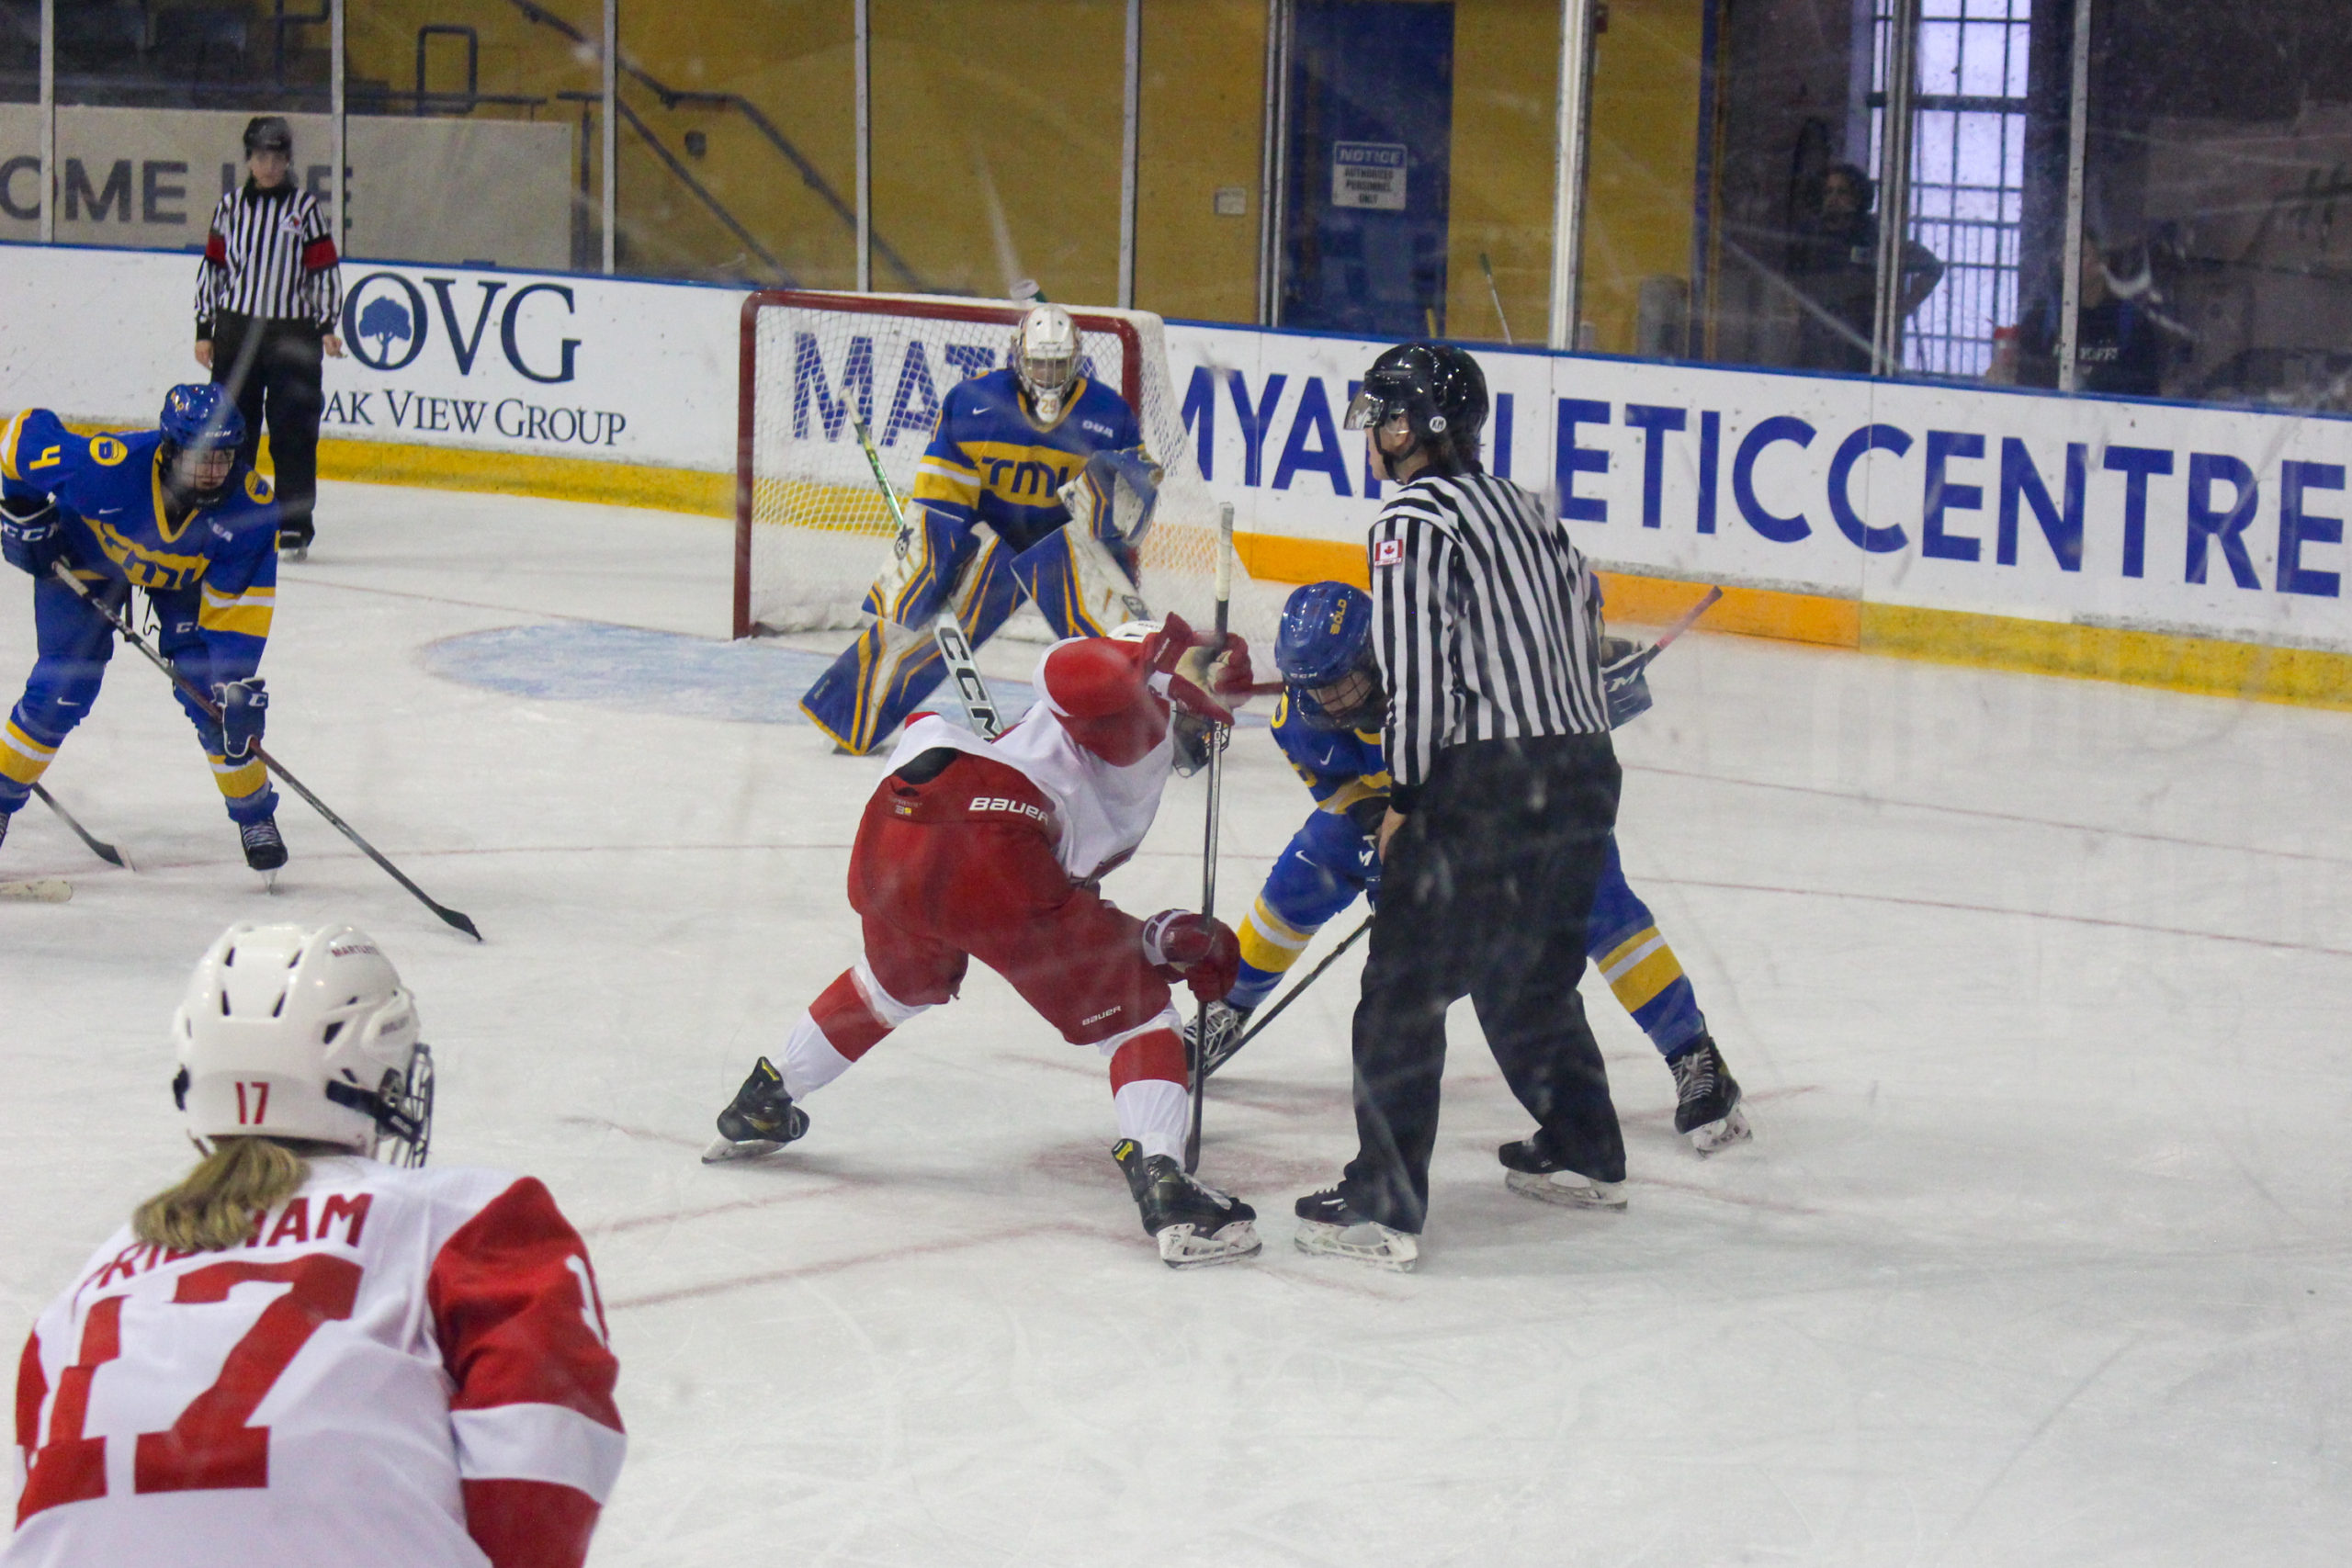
top-left (171, 921), bottom-right (434, 1167)
top-left (1012, 303), bottom-right (1081, 425)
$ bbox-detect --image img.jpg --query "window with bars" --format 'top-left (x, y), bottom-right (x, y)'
top-left (1871, 0), bottom-right (2031, 376)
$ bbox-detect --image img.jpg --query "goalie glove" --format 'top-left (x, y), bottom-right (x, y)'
top-left (1600, 637), bottom-right (1654, 729)
top-left (211, 677), bottom-right (269, 760)
top-left (1139, 909), bottom-right (1241, 1005)
top-left (1056, 448), bottom-right (1164, 546)
top-left (1, 494), bottom-right (62, 577)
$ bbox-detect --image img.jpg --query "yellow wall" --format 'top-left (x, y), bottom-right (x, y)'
top-left (870, 0), bottom-right (1126, 301)
top-left (341, 0), bottom-right (1702, 344)
top-left (1579, 0), bottom-right (1706, 353)
top-left (1135, 0), bottom-right (1264, 322)
top-left (1444, 0), bottom-right (1561, 344)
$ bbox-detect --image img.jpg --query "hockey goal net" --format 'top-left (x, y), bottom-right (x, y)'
top-left (734, 290), bottom-right (1283, 649)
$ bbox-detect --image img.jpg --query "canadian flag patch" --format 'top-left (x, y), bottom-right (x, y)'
top-left (1374, 538), bottom-right (1403, 568)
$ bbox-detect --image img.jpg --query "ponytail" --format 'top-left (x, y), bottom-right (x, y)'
top-left (132, 1137), bottom-right (312, 1252)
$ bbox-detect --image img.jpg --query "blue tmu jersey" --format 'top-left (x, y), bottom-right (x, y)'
top-left (2, 408), bottom-right (279, 675)
top-left (909, 368), bottom-right (1142, 558)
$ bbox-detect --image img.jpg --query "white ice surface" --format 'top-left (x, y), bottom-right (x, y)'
top-left (3, 481), bottom-right (2348, 1565)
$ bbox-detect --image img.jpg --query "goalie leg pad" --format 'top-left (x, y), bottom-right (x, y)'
top-left (863, 505), bottom-right (969, 627)
top-left (800, 536), bottom-right (1019, 754)
top-left (1008, 525), bottom-right (1149, 640)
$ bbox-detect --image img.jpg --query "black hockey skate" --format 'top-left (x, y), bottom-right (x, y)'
top-left (702, 1056), bottom-right (810, 1164)
top-left (1183, 1001), bottom-right (1254, 1080)
top-left (1292, 1187), bottom-right (1419, 1271)
top-left (1113, 1139), bottom-right (1261, 1269)
top-left (1668, 1033), bottom-right (1751, 1155)
top-left (1498, 1137), bottom-right (1628, 1210)
top-left (239, 815), bottom-right (288, 872)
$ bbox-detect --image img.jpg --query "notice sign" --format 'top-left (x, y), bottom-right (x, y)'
top-left (1331, 141), bottom-right (1408, 210)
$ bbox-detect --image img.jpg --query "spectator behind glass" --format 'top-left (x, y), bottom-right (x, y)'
top-left (1784, 163), bottom-right (1944, 375)
top-left (2018, 231), bottom-right (2174, 397)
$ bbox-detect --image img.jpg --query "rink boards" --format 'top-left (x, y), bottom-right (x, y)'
top-left (4, 241), bottom-right (2349, 705)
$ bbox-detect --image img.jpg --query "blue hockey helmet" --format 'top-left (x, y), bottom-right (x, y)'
top-left (1276, 581), bottom-right (1383, 729)
top-left (159, 383), bottom-right (245, 452)
top-left (158, 384), bottom-right (245, 507)
top-left (1276, 581), bottom-right (1374, 685)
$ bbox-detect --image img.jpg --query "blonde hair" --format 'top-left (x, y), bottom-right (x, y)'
top-left (132, 1137), bottom-right (314, 1251)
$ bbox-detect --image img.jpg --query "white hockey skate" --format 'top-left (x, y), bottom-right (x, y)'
top-left (1292, 1189), bottom-right (1419, 1271)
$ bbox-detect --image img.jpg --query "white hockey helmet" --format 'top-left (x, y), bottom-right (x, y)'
top-left (171, 921), bottom-right (434, 1166)
top-left (1012, 303), bottom-right (1081, 424)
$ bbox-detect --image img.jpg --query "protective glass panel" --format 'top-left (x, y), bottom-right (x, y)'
top-left (1261, 0), bottom-right (1558, 344)
top-left (869, 0), bottom-right (1126, 302)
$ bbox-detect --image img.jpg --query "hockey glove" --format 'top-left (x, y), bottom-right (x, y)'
top-left (1140, 909), bottom-right (1242, 1005)
top-left (1177, 633), bottom-right (1256, 703)
top-left (0, 495), bottom-right (63, 577)
top-left (1600, 637), bottom-right (1654, 729)
top-left (212, 678), bottom-right (268, 760)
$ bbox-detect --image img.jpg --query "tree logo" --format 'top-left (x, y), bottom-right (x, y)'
top-left (340, 273), bottom-right (429, 371)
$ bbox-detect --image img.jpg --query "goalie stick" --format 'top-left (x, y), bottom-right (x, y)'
top-left (29, 783), bottom-right (129, 869)
top-left (46, 564), bottom-right (482, 942)
top-left (848, 413), bottom-right (1004, 739)
top-left (1183, 503), bottom-right (1236, 1173)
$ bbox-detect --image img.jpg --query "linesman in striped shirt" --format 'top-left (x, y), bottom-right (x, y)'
top-left (1293, 343), bottom-right (1630, 1270)
top-left (195, 116), bottom-right (345, 558)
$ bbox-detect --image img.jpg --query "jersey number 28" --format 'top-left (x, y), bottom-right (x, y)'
top-left (18, 1255), bottom-right (362, 1522)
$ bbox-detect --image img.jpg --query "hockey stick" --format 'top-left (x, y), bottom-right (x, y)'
top-left (46, 564), bottom-right (482, 942)
top-left (29, 783), bottom-right (130, 869)
top-left (1183, 503), bottom-right (1236, 1172)
top-left (1612, 585), bottom-right (1724, 680)
top-left (1217, 912), bottom-right (1372, 1066)
top-left (848, 414), bottom-right (1003, 738)
top-left (0, 877), bottom-right (71, 903)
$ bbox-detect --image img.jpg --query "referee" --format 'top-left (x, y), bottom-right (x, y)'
top-left (194, 115), bottom-right (345, 558)
top-left (1294, 342), bottom-right (1627, 1271)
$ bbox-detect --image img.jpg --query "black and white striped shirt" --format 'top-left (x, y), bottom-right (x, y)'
top-left (193, 181), bottom-right (342, 335)
top-left (1367, 468), bottom-right (1610, 801)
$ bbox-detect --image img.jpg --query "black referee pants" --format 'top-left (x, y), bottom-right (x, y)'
top-left (211, 313), bottom-right (324, 545)
top-left (1340, 731), bottom-right (1624, 1234)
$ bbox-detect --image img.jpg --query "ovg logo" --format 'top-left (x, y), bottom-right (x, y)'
top-left (344, 273), bottom-right (428, 372)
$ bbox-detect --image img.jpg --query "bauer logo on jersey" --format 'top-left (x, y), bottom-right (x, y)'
top-left (1374, 538), bottom-right (1404, 568)
top-left (969, 795), bottom-right (1051, 825)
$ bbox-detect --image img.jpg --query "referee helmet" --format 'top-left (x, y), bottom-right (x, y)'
top-left (1343, 342), bottom-right (1487, 476)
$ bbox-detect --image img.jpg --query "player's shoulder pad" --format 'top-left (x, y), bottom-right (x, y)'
top-left (0, 409), bottom-right (79, 484)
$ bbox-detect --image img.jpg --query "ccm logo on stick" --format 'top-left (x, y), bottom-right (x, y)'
top-left (968, 795), bottom-right (1049, 823)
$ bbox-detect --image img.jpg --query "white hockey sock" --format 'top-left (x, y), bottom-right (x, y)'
top-left (1113, 1077), bottom-right (1191, 1164)
top-left (778, 1010), bottom-right (855, 1100)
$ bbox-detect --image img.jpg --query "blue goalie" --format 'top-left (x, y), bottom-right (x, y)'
top-left (0, 385), bottom-right (288, 872)
top-left (1201, 580), bottom-right (1753, 1155)
top-left (799, 304), bottom-right (1167, 754)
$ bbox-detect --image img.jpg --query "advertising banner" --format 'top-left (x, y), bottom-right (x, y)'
top-left (0, 244), bottom-right (741, 475)
top-left (1164, 322), bottom-right (2352, 653)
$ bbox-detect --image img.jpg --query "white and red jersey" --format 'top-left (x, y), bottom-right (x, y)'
top-left (885, 705), bottom-right (1174, 884)
top-left (6, 1156), bottom-right (624, 1568)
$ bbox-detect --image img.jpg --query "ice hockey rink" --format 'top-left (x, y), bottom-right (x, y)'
top-left (3, 480), bottom-right (2347, 1566)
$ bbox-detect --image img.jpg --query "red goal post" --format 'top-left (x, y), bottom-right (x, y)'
top-left (732, 289), bottom-right (1281, 647)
